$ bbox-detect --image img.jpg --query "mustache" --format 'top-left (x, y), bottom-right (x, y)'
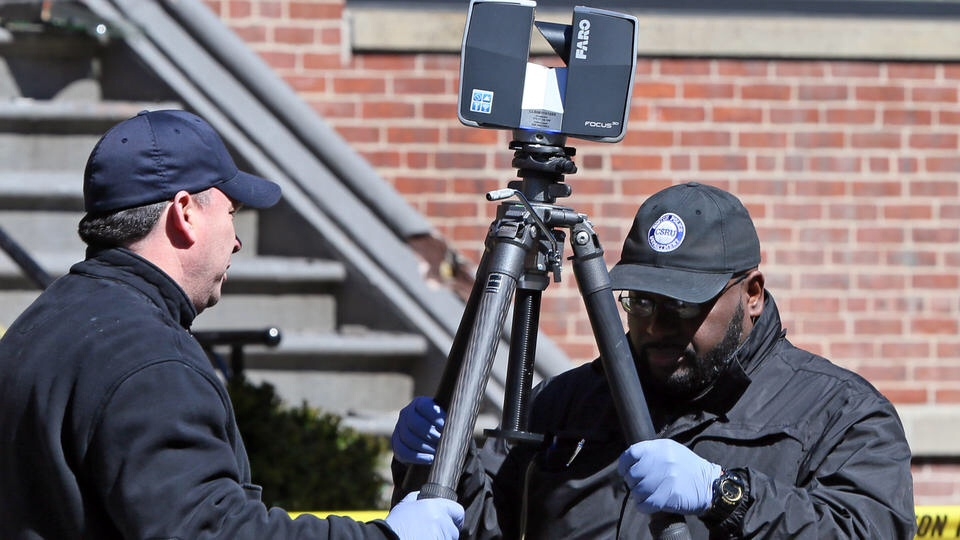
top-left (639, 342), bottom-right (696, 360)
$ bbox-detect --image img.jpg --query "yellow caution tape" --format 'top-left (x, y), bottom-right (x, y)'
top-left (289, 510), bottom-right (388, 522)
top-left (916, 507), bottom-right (960, 539)
top-left (292, 506), bottom-right (960, 537)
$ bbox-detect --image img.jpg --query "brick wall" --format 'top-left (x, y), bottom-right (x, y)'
top-left (203, 0), bottom-right (960, 505)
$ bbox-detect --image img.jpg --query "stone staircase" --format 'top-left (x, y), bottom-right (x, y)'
top-left (0, 19), bottom-right (428, 435)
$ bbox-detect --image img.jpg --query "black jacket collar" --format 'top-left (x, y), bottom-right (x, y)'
top-left (72, 247), bottom-right (198, 329)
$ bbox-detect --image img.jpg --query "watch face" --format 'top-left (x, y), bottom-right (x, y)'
top-left (720, 477), bottom-right (744, 503)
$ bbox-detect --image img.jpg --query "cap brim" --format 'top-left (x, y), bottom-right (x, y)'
top-left (609, 264), bottom-right (733, 303)
top-left (217, 171), bottom-right (282, 209)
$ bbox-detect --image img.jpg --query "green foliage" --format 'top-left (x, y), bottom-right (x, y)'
top-left (227, 375), bottom-right (390, 510)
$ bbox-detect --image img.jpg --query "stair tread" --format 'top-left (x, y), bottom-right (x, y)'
top-left (0, 253), bottom-right (346, 283)
top-left (200, 328), bottom-right (428, 357)
top-left (339, 411), bottom-right (500, 438)
top-left (0, 100), bottom-right (183, 122)
top-left (0, 170), bottom-right (80, 194)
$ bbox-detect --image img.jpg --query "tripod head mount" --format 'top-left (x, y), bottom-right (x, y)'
top-left (507, 130), bottom-right (576, 205)
top-left (487, 130), bottom-right (586, 287)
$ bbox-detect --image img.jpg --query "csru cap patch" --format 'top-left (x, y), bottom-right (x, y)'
top-left (609, 182), bottom-right (760, 303)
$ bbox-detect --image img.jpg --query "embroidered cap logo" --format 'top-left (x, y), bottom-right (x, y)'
top-left (648, 212), bottom-right (685, 253)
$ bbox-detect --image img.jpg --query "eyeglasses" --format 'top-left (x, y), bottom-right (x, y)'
top-left (618, 274), bottom-right (749, 320)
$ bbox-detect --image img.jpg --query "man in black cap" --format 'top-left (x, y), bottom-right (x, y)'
top-left (390, 182), bottom-right (916, 538)
top-left (0, 110), bottom-right (463, 539)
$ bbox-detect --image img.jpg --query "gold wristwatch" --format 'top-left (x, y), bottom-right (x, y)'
top-left (703, 469), bottom-right (748, 523)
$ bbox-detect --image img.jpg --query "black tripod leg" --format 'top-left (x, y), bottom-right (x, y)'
top-left (395, 237), bottom-right (493, 502)
top-left (418, 220), bottom-right (535, 501)
top-left (569, 221), bottom-right (692, 540)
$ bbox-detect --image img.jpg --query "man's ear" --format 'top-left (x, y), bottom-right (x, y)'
top-left (746, 269), bottom-right (765, 318)
top-left (166, 191), bottom-right (198, 247)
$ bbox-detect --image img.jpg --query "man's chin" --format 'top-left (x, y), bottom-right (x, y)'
top-left (195, 292), bottom-right (222, 313)
top-left (641, 353), bottom-right (702, 398)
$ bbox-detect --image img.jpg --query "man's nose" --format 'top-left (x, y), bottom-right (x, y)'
top-left (233, 235), bottom-right (242, 253)
top-left (641, 307), bottom-right (677, 338)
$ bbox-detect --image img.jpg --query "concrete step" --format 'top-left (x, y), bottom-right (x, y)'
top-left (0, 171), bottom-right (83, 210)
top-left (0, 247), bottom-right (345, 289)
top-left (223, 328), bottom-right (429, 369)
top-left (206, 327), bottom-right (430, 429)
top-left (193, 293), bottom-right (336, 333)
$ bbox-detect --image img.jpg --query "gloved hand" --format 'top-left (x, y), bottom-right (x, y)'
top-left (617, 439), bottom-right (722, 515)
top-left (392, 396), bottom-right (446, 465)
top-left (385, 491), bottom-right (464, 540)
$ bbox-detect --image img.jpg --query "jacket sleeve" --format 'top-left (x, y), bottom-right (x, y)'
top-left (86, 359), bottom-right (396, 540)
top-left (731, 393), bottom-right (916, 539)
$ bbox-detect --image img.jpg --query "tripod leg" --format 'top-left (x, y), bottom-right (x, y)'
top-left (396, 247), bottom-right (491, 502)
top-left (569, 222), bottom-right (655, 442)
top-left (419, 219), bottom-right (537, 501)
top-left (569, 221), bottom-right (692, 540)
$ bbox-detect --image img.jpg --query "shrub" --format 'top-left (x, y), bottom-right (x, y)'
top-left (227, 375), bottom-right (389, 510)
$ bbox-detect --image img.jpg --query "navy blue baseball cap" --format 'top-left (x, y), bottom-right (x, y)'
top-left (83, 109), bottom-right (281, 213)
top-left (609, 182), bottom-right (761, 303)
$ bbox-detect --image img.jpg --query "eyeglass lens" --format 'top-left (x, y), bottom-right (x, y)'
top-left (618, 274), bottom-right (748, 319)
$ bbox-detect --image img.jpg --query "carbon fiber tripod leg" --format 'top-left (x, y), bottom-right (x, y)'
top-left (570, 219), bottom-right (691, 539)
top-left (418, 215), bottom-right (538, 501)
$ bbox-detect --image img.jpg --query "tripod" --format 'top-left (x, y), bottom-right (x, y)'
top-left (404, 130), bottom-right (690, 539)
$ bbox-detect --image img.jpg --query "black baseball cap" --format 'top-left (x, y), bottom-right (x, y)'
top-left (83, 109), bottom-right (281, 213)
top-left (609, 182), bottom-right (760, 303)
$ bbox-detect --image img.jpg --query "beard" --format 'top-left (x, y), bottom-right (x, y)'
top-left (638, 302), bottom-right (745, 401)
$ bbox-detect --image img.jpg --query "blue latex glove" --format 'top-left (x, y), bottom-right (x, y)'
top-left (617, 439), bottom-right (722, 515)
top-left (385, 491), bottom-right (464, 540)
top-left (392, 396), bottom-right (446, 465)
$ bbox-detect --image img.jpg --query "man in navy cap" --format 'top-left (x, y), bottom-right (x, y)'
top-left (390, 182), bottom-right (915, 538)
top-left (0, 110), bottom-right (463, 539)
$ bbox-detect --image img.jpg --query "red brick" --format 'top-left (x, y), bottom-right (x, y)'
top-left (394, 77), bottom-right (447, 95)
top-left (771, 107), bottom-right (821, 124)
top-left (713, 107), bottom-right (763, 123)
top-left (623, 130), bottom-right (674, 147)
top-left (855, 85), bottom-right (907, 102)
top-left (909, 133), bottom-right (959, 149)
top-left (611, 154), bottom-right (664, 171)
top-left (851, 132), bottom-right (902, 149)
top-left (741, 84), bottom-right (791, 101)
top-left (289, 2), bottom-right (343, 20)
top-left (739, 132), bottom-right (787, 148)
top-left (659, 59), bottom-right (712, 76)
top-left (332, 77), bottom-right (385, 94)
top-left (680, 131), bottom-right (732, 147)
top-left (274, 26), bottom-right (316, 45)
top-left (882, 109), bottom-right (933, 126)
top-left (912, 86), bottom-right (959, 103)
top-left (360, 101), bottom-right (416, 119)
top-left (798, 84), bottom-right (848, 101)
top-left (635, 82), bottom-right (678, 99)
top-left (656, 106), bottom-right (707, 122)
top-left (887, 63), bottom-right (938, 79)
top-left (699, 154), bottom-right (748, 171)
top-left (912, 319), bottom-right (959, 334)
top-left (682, 83), bottom-right (734, 100)
top-left (825, 108), bottom-right (875, 124)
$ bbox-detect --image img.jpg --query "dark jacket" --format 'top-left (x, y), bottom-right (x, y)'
top-left (400, 293), bottom-right (916, 539)
top-left (0, 248), bottom-right (395, 539)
